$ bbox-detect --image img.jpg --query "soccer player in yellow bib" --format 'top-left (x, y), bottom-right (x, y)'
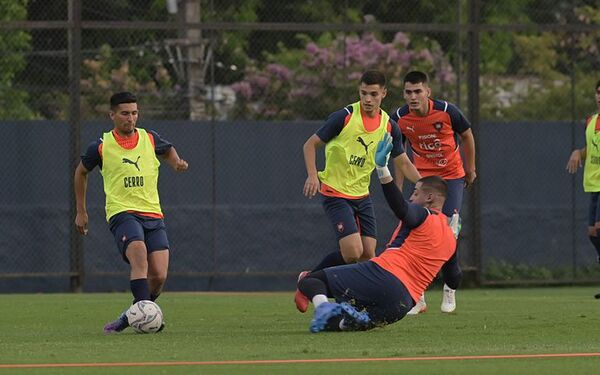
top-left (566, 79), bottom-right (600, 298)
top-left (295, 70), bottom-right (421, 313)
top-left (74, 92), bottom-right (189, 333)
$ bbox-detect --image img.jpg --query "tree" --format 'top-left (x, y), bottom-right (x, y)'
top-left (0, 0), bottom-right (35, 120)
top-left (231, 28), bottom-right (455, 120)
top-left (480, 3), bottom-right (600, 121)
top-left (79, 44), bottom-right (183, 120)
top-left (20, 0), bottom-right (179, 120)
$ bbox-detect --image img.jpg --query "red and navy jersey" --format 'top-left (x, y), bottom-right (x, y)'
top-left (390, 99), bottom-right (470, 179)
top-left (81, 129), bottom-right (172, 172)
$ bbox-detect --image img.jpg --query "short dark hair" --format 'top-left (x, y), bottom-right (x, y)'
top-left (404, 71), bottom-right (429, 85)
top-left (418, 175), bottom-right (448, 198)
top-left (596, 80), bottom-right (600, 90)
top-left (110, 92), bottom-right (137, 110)
top-left (360, 70), bottom-right (386, 87)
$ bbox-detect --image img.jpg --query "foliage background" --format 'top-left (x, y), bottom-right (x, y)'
top-left (3, 0), bottom-right (599, 121)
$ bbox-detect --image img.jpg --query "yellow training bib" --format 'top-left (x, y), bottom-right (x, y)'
top-left (100, 128), bottom-right (162, 221)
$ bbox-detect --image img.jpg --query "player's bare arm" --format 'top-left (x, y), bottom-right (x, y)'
top-left (392, 153), bottom-right (421, 189)
top-left (161, 146), bottom-right (188, 171)
top-left (566, 147), bottom-right (586, 174)
top-left (302, 134), bottom-right (324, 198)
top-left (74, 161), bottom-right (90, 235)
top-left (460, 128), bottom-right (477, 187)
top-left (390, 138), bottom-right (409, 189)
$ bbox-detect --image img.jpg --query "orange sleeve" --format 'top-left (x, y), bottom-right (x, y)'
top-left (343, 113), bottom-right (352, 128)
top-left (147, 132), bottom-right (156, 149)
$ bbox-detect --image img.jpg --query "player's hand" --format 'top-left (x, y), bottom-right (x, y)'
top-left (303, 175), bottom-right (320, 199)
top-left (566, 149), bottom-right (582, 174)
top-left (174, 158), bottom-right (189, 171)
top-left (464, 169), bottom-right (477, 188)
top-left (75, 212), bottom-right (89, 235)
top-left (375, 133), bottom-right (393, 167)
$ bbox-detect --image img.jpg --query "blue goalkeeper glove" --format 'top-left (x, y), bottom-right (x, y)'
top-left (448, 211), bottom-right (462, 239)
top-left (375, 133), bottom-right (393, 179)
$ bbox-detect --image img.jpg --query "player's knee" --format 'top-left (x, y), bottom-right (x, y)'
top-left (339, 238), bottom-right (363, 263)
top-left (129, 258), bottom-right (148, 275)
top-left (149, 271), bottom-right (167, 286)
top-left (125, 242), bottom-right (148, 265)
top-left (341, 248), bottom-right (362, 263)
top-left (152, 275), bottom-right (167, 286)
top-left (359, 248), bottom-right (375, 261)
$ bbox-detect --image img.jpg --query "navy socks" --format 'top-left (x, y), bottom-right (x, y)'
top-left (312, 251), bottom-right (346, 272)
top-left (130, 278), bottom-right (151, 303)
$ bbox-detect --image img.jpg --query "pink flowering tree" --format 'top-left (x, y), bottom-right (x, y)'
top-left (231, 31), bottom-right (455, 120)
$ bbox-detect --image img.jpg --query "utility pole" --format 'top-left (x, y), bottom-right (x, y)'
top-left (183, 0), bottom-right (206, 120)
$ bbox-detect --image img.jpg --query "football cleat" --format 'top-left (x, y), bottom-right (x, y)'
top-left (294, 271), bottom-right (310, 313)
top-left (406, 294), bottom-right (427, 315)
top-left (103, 312), bottom-right (129, 334)
top-left (310, 302), bottom-right (343, 333)
top-left (441, 284), bottom-right (456, 313)
top-left (339, 302), bottom-right (371, 329)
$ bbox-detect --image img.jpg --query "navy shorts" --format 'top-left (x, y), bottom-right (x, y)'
top-left (324, 261), bottom-right (414, 326)
top-left (109, 212), bottom-right (170, 263)
top-left (321, 195), bottom-right (376, 240)
top-left (588, 192), bottom-right (600, 227)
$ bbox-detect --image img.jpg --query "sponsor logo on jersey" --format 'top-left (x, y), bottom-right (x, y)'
top-left (356, 136), bottom-right (373, 154)
top-left (122, 156), bottom-right (141, 171)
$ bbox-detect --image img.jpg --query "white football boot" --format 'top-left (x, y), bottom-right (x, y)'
top-left (441, 284), bottom-right (456, 313)
top-left (406, 294), bottom-right (427, 315)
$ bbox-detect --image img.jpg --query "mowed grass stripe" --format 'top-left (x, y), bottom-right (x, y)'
top-left (2, 352), bottom-right (600, 369)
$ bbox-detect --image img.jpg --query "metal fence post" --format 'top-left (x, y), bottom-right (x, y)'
top-left (68, 0), bottom-right (83, 292)
top-left (570, 55), bottom-right (577, 280)
top-left (468, 0), bottom-right (482, 285)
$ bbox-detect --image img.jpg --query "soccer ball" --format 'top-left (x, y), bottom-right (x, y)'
top-left (126, 300), bottom-right (163, 334)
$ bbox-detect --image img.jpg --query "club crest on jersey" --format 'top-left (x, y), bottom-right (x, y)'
top-left (433, 122), bottom-right (443, 132)
top-left (336, 222), bottom-right (345, 233)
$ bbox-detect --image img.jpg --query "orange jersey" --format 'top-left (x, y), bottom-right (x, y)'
top-left (391, 99), bottom-right (470, 179)
top-left (371, 209), bottom-right (456, 302)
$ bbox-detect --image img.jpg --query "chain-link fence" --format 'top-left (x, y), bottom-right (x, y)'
top-left (1, 0), bottom-right (599, 291)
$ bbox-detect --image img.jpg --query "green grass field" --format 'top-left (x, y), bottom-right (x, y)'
top-left (1, 287), bottom-right (600, 374)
